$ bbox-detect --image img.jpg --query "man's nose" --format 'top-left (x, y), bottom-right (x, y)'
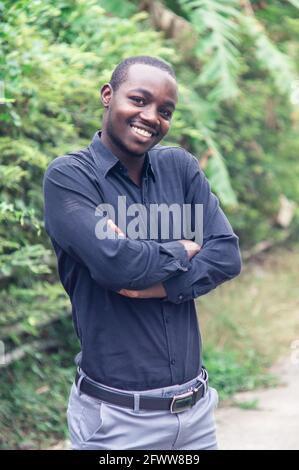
top-left (139, 105), bottom-right (159, 125)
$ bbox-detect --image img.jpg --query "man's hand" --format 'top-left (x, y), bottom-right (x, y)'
top-left (106, 219), bottom-right (201, 299)
top-left (178, 239), bottom-right (201, 260)
top-left (118, 283), bottom-right (167, 299)
top-left (118, 241), bottom-right (201, 299)
top-left (107, 219), bottom-right (125, 238)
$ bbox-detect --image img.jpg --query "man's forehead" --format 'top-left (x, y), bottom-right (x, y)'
top-left (123, 63), bottom-right (178, 98)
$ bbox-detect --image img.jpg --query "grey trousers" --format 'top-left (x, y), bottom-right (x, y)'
top-left (67, 371), bottom-right (219, 450)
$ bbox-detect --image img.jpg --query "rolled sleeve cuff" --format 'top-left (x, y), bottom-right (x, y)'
top-left (162, 271), bottom-right (193, 304)
top-left (159, 241), bottom-right (189, 272)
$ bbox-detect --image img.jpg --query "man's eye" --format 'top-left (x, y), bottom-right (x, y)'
top-left (131, 97), bottom-right (145, 105)
top-left (161, 110), bottom-right (172, 119)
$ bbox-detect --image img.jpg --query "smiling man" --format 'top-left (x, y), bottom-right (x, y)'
top-left (100, 59), bottom-right (177, 187)
top-left (43, 56), bottom-right (241, 450)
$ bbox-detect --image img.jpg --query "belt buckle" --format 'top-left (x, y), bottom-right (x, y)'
top-left (170, 389), bottom-right (195, 414)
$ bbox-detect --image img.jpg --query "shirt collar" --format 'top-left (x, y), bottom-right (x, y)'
top-left (89, 131), bottom-right (156, 181)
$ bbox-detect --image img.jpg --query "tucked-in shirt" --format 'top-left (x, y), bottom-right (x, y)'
top-left (43, 131), bottom-right (241, 390)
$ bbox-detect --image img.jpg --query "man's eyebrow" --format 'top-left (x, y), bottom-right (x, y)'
top-left (129, 88), bottom-right (176, 109)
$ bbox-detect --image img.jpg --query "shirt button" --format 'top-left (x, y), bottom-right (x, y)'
top-left (165, 317), bottom-right (170, 324)
top-left (171, 359), bottom-right (176, 365)
top-left (178, 294), bottom-right (183, 301)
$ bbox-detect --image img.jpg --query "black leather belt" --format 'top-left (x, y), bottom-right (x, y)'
top-left (75, 368), bottom-right (208, 413)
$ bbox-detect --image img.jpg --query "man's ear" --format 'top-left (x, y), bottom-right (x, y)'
top-left (100, 83), bottom-right (113, 108)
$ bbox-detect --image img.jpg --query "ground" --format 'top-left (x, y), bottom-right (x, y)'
top-left (215, 356), bottom-right (299, 450)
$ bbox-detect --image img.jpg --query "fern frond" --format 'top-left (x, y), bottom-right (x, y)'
top-left (179, 0), bottom-right (242, 102)
top-left (240, 3), bottom-right (298, 102)
top-left (179, 86), bottom-right (238, 206)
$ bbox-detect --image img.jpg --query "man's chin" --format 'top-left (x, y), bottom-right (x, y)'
top-left (126, 141), bottom-right (155, 157)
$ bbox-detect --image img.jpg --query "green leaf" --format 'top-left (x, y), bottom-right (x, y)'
top-left (287, 0), bottom-right (299, 9)
top-left (178, 0), bottom-right (242, 101)
top-left (205, 146), bottom-right (238, 207)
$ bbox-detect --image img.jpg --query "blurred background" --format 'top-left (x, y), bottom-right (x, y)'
top-left (0, 0), bottom-right (298, 449)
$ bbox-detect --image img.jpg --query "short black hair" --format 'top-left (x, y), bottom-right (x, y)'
top-left (109, 56), bottom-right (176, 91)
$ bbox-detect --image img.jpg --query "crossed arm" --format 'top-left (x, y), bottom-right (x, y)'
top-left (43, 160), bottom-right (196, 292)
top-left (44, 155), bottom-right (241, 302)
top-left (112, 154), bottom-right (242, 302)
top-left (110, 219), bottom-right (201, 299)
top-left (110, 218), bottom-right (201, 299)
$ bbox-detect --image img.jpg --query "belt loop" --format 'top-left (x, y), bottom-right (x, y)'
top-left (195, 368), bottom-right (208, 396)
top-left (76, 367), bottom-right (86, 396)
top-left (133, 393), bottom-right (140, 413)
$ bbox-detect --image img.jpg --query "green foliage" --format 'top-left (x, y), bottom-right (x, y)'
top-left (1, 0), bottom-right (299, 449)
top-left (174, 83), bottom-right (238, 205)
top-left (0, 319), bottom-right (78, 450)
top-left (232, 399), bottom-right (259, 410)
top-left (0, 0), bottom-right (178, 291)
top-left (240, 14), bottom-right (297, 101)
top-left (219, 79), bottom-right (299, 245)
top-left (178, 0), bottom-right (243, 101)
top-left (0, 282), bottom-right (70, 341)
top-left (203, 346), bottom-right (277, 400)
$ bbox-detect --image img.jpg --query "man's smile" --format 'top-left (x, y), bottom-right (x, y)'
top-left (130, 123), bottom-right (157, 140)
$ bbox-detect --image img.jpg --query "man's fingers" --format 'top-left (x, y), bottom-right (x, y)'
top-left (118, 289), bottom-right (139, 298)
top-left (107, 219), bottom-right (125, 237)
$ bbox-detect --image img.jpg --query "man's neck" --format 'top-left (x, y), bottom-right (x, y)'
top-left (100, 130), bottom-right (145, 186)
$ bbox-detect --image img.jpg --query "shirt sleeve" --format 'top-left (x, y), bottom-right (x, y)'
top-left (43, 159), bottom-right (189, 291)
top-left (162, 152), bottom-right (242, 304)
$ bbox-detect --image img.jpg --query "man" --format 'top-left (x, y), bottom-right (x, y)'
top-left (43, 56), bottom-right (241, 450)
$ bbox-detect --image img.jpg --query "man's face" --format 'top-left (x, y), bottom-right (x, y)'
top-left (101, 64), bottom-right (178, 158)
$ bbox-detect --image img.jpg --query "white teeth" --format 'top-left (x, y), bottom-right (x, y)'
top-left (131, 126), bottom-right (152, 138)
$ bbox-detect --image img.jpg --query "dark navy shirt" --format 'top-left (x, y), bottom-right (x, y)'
top-left (43, 131), bottom-right (241, 390)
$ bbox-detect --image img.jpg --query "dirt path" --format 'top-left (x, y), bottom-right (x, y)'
top-left (215, 356), bottom-right (299, 449)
